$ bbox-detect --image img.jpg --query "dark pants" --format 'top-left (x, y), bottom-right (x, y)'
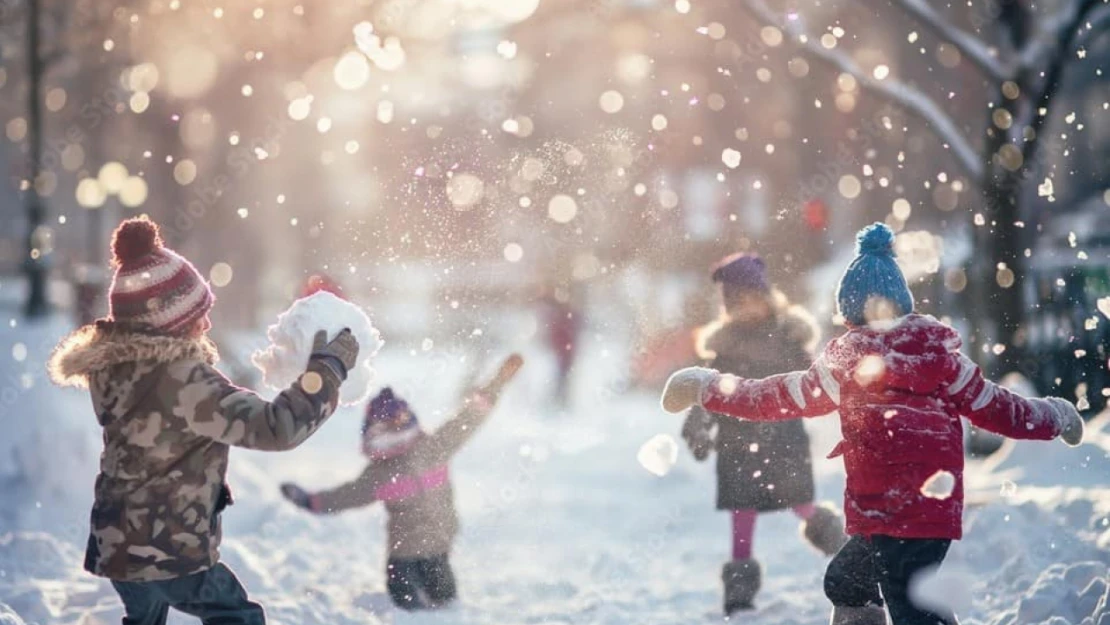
top-left (386, 555), bottom-right (457, 611)
top-left (111, 563), bottom-right (264, 625)
top-left (825, 535), bottom-right (957, 625)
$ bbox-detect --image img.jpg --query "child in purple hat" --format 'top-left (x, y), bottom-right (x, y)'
top-left (281, 355), bottom-right (522, 611)
top-left (682, 253), bottom-right (846, 615)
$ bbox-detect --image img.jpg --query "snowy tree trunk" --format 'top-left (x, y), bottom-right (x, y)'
top-left (972, 162), bottom-right (1026, 377)
top-left (971, 0), bottom-right (1100, 376)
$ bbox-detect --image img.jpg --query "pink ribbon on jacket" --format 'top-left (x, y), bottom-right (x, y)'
top-left (374, 465), bottom-right (450, 502)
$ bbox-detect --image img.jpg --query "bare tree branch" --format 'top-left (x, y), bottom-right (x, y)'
top-left (1017, 0), bottom-right (1090, 69)
top-left (739, 0), bottom-right (985, 180)
top-left (894, 0), bottom-right (1010, 82)
top-left (1075, 1), bottom-right (1110, 49)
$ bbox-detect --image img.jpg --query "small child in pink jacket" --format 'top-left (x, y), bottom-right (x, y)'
top-left (281, 355), bottom-right (521, 611)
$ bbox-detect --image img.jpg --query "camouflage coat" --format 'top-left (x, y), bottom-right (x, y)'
top-left (308, 400), bottom-right (495, 559)
top-left (48, 322), bottom-right (342, 582)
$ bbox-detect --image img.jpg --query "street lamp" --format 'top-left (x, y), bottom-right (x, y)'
top-left (72, 161), bottom-right (147, 324)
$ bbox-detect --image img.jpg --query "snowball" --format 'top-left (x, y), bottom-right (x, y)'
top-left (908, 563), bottom-right (974, 616)
top-left (251, 292), bottom-right (383, 406)
top-left (637, 433), bottom-right (678, 477)
top-left (920, 470), bottom-right (956, 500)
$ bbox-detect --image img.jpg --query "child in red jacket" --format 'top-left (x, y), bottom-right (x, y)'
top-left (662, 224), bottom-right (1084, 625)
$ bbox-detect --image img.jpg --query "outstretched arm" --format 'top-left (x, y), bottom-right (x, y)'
top-left (662, 358), bottom-right (839, 421)
top-left (945, 352), bottom-right (1081, 444)
top-left (282, 465), bottom-right (379, 514)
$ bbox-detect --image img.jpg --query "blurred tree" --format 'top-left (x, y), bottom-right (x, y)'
top-left (732, 0), bottom-right (1110, 376)
top-left (19, 0), bottom-right (70, 318)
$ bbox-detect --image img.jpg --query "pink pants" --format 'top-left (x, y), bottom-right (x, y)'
top-left (731, 504), bottom-right (816, 560)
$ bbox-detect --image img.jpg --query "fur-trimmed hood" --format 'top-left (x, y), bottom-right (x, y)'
top-left (48, 322), bottom-right (219, 388)
top-left (697, 305), bottom-right (820, 361)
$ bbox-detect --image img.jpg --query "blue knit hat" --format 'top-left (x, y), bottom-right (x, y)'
top-left (836, 223), bottom-right (914, 326)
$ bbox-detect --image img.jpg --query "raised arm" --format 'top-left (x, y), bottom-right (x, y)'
top-left (421, 392), bottom-right (498, 463)
top-left (423, 353), bottom-right (523, 462)
top-left (662, 357), bottom-right (839, 421)
top-left (944, 351), bottom-right (1080, 442)
top-left (167, 330), bottom-right (359, 452)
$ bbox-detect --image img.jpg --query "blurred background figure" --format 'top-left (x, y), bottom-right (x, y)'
top-left (300, 272), bottom-right (346, 300)
top-left (537, 284), bottom-right (582, 410)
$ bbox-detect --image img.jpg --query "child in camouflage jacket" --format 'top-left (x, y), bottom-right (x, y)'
top-left (49, 218), bottom-right (359, 625)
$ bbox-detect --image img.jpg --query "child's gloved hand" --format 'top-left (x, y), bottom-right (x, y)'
top-left (681, 406), bottom-right (715, 462)
top-left (280, 482), bottom-right (319, 512)
top-left (661, 367), bottom-right (719, 414)
top-left (685, 429), bottom-right (713, 461)
top-left (1046, 397), bottom-right (1084, 446)
top-left (310, 328), bottom-right (360, 381)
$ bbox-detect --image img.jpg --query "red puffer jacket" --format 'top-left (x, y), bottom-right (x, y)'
top-left (701, 314), bottom-right (1063, 540)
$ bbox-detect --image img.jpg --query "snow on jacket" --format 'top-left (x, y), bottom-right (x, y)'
top-left (700, 314), bottom-right (1065, 540)
top-left (682, 309), bottom-right (817, 511)
top-left (48, 322), bottom-right (342, 581)
top-left (306, 398), bottom-right (496, 559)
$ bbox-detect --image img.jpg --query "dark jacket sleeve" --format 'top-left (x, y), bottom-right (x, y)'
top-left (422, 394), bottom-right (498, 463)
top-left (310, 464), bottom-right (380, 513)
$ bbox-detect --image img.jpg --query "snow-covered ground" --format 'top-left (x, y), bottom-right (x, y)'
top-left (1, 315), bottom-right (1108, 625)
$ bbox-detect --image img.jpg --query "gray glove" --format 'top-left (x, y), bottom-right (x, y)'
top-left (280, 483), bottom-right (320, 513)
top-left (310, 328), bottom-right (360, 381)
top-left (1046, 397), bottom-right (1084, 447)
top-left (682, 406), bottom-right (715, 461)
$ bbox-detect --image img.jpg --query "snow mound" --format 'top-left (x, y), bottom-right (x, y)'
top-left (252, 292), bottom-right (384, 406)
top-left (0, 533), bottom-right (81, 581)
top-left (973, 413), bottom-right (1110, 491)
top-left (0, 316), bottom-right (100, 500)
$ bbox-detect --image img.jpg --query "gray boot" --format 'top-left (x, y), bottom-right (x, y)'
top-left (722, 559), bottom-right (761, 615)
top-left (830, 605), bottom-right (887, 625)
top-left (802, 504), bottom-right (849, 556)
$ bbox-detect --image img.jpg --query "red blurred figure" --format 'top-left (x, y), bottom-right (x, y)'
top-left (301, 273), bottom-right (345, 299)
top-left (803, 198), bottom-right (829, 231)
top-left (539, 287), bottom-right (581, 409)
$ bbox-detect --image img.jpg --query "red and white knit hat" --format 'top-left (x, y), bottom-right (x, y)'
top-left (108, 217), bottom-right (215, 335)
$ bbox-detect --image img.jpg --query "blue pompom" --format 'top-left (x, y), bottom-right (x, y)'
top-left (856, 222), bottom-right (896, 256)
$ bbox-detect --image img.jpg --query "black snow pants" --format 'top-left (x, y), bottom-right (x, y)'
top-left (824, 535), bottom-right (958, 625)
top-left (111, 563), bottom-right (265, 625)
top-left (386, 554), bottom-right (458, 610)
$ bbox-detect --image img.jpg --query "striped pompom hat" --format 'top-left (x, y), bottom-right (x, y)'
top-left (108, 217), bottom-right (215, 335)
